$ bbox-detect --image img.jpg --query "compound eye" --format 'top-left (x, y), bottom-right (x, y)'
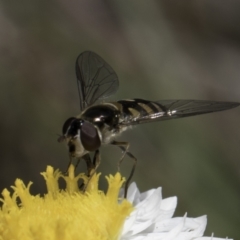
top-left (80, 122), bottom-right (101, 151)
top-left (62, 117), bottom-right (76, 134)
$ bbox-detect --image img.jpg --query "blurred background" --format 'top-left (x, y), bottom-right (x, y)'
top-left (0, 0), bottom-right (240, 238)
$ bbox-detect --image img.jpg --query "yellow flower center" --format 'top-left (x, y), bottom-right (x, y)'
top-left (0, 165), bottom-right (133, 240)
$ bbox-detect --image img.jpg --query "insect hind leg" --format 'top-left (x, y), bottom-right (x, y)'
top-left (111, 140), bottom-right (137, 198)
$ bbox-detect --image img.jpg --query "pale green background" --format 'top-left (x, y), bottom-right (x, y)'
top-left (0, 1), bottom-right (239, 238)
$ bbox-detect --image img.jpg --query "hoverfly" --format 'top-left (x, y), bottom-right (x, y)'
top-left (58, 51), bottom-right (239, 197)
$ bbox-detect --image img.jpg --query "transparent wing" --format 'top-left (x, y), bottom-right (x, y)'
top-left (120, 99), bottom-right (240, 125)
top-left (76, 51), bottom-right (119, 111)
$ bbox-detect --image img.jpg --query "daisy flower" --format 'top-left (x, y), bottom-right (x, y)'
top-left (0, 165), bottom-right (232, 240)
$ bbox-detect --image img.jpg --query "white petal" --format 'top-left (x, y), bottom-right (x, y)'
top-left (196, 238), bottom-right (233, 240)
top-left (122, 218), bottom-right (153, 238)
top-left (120, 183), bottom-right (230, 240)
top-left (120, 182), bottom-right (141, 205)
top-left (163, 215), bottom-right (206, 240)
top-left (154, 215), bottom-right (206, 233)
top-left (155, 197), bottom-right (177, 222)
top-left (134, 187), bottom-right (162, 221)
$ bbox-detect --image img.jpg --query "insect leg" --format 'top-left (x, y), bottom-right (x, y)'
top-left (111, 140), bottom-right (137, 198)
top-left (93, 149), bottom-right (101, 169)
top-left (111, 141), bottom-right (129, 171)
top-left (64, 155), bottom-right (74, 174)
top-left (82, 153), bottom-right (94, 176)
top-left (82, 150), bottom-right (100, 192)
top-left (77, 154), bottom-right (93, 190)
top-left (74, 157), bottom-right (81, 172)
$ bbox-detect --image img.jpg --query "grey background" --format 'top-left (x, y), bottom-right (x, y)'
top-left (0, 1), bottom-right (239, 238)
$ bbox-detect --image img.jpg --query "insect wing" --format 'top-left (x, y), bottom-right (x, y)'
top-left (76, 51), bottom-right (119, 111)
top-left (157, 99), bottom-right (239, 118)
top-left (119, 99), bottom-right (240, 125)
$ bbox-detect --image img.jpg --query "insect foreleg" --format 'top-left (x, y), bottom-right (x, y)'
top-left (82, 153), bottom-right (94, 176)
top-left (82, 150), bottom-right (100, 192)
top-left (93, 149), bottom-right (100, 169)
